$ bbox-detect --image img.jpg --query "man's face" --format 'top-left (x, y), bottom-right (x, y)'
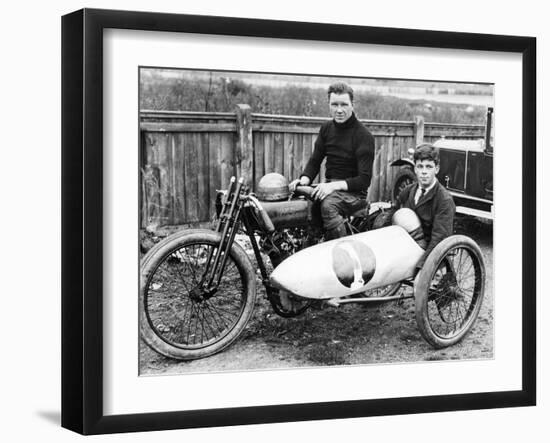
top-left (414, 159), bottom-right (439, 189)
top-left (329, 93), bottom-right (353, 124)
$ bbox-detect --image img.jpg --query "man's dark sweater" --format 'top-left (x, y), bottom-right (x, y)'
top-left (301, 113), bottom-right (375, 193)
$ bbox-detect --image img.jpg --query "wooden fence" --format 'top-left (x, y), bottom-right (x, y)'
top-left (140, 106), bottom-right (484, 228)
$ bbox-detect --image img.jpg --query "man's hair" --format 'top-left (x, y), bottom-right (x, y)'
top-left (327, 82), bottom-right (354, 102)
top-left (414, 143), bottom-right (440, 165)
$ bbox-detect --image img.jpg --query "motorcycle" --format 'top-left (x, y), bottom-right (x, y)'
top-left (140, 175), bottom-right (486, 361)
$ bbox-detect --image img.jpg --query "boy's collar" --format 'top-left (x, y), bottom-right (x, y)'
top-left (419, 179), bottom-right (438, 194)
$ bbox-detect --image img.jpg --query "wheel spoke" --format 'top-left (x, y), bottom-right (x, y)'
top-left (204, 299), bottom-right (234, 329)
top-left (201, 301), bottom-right (225, 336)
top-left (181, 246), bottom-right (201, 286)
top-left (172, 260), bottom-right (193, 293)
top-left (203, 300), bottom-right (231, 333)
top-left (198, 305), bottom-right (208, 344)
top-left (453, 249), bottom-right (474, 280)
top-left (187, 303), bottom-right (199, 344)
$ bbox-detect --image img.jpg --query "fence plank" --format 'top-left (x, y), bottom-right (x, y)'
top-left (198, 133), bottom-right (210, 221)
top-left (251, 123), bottom-right (320, 134)
top-left (235, 104), bottom-right (253, 186)
top-left (293, 134), bottom-right (304, 180)
top-left (413, 115), bottom-right (425, 148)
top-left (253, 132), bottom-right (264, 189)
top-left (382, 136), bottom-right (391, 200)
top-left (141, 122), bottom-right (236, 132)
top-left (283, 132), bottom-right (294, 181)
top-left (384, 137), bottom-right (398, 201)
top-left (139, 132), bottom-right (148, 227)
top-left (220, 133), bottom-right (234, 189)
top-left (144, 133), bottom-right (160, 227)
top-left (156, 133), bottom-right (173, 225)
top-left (142, 165), bottom-right (160, 228)
top-left (383, 136), bottom-right (394, 201)
top-left (172, 133), bottom-right (186, 223)
top-left (208, 132), bottom-right (222, 197)
top-left (274, 133), bottom-right (284, 176)
top-left (368, 136), bottom-right (384, 202)
top-left (264, 132), bottom-right (274, 174)
top-left (302, 134), bottom-right (313, 172)
top-left (184, 133), bottom-right (199, 222)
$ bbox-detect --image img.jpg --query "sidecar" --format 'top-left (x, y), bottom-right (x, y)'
top-left (270, 227), bottom-right (485, 348)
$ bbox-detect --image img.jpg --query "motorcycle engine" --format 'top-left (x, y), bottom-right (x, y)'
top-left (260, 227), bottom-right (317, 318)
top-left (260, 228), bottom-right (310, 268)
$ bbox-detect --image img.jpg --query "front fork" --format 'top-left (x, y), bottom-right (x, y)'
top-left (197, 177), bottom-right (305, 317)
top-left (199, 177), bottom-right (246, 297)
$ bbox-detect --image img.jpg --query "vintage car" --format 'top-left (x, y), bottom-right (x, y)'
top-left (391, 107), bottom-right (494, 220)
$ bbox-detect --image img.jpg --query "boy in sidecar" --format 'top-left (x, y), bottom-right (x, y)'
top-left (394, 143), bottom-right (456, 271)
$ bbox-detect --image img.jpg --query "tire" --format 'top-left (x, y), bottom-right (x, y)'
top-left (392, 167), bottom-right (417, 203)
top-left (140, 229), bottom-right (257, 360)
top-left (414, 235), bottom-right (485, 348)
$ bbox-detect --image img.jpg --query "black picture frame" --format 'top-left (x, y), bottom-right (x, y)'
top-left (61, 8), bottom-right (536, 435)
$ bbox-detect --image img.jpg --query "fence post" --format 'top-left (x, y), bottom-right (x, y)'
top-left (413, 115), bottom-right (425, 148)
top-left (235, 104), bottom-right (253, 187)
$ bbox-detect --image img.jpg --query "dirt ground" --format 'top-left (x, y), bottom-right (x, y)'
top-left (139, 217), bottom-right (493, 375)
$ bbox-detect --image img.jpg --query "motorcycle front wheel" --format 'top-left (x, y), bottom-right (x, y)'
top-left (140, 229), bottom-right (256, 360)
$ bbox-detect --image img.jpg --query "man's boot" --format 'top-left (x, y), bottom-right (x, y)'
top-left (325, 223), bottom-right (348, 240)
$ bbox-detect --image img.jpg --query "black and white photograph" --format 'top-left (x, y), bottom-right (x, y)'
top-left (138, 68), bottom-right (494, 376)
top-left (0, 1), bottom-right (539, 440)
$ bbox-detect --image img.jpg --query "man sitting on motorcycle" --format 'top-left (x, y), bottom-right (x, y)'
top-left (289, 82), bottom-right (375, 240)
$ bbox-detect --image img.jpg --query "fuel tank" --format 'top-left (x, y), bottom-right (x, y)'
top-left (258, 198), bottom-right (313, 229)
top-left (270, 225), bottom-right (424, 299)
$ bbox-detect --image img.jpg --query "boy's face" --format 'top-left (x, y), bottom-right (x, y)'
top-left (414, 159), bottom-right (439, 189)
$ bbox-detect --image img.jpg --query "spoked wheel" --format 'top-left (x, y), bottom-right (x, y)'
top-left (414, 235), bottom-right (485, 348)
top-left (140, 229), bottom-right (256, 360)
top-left (392, 167), bottom-right (417, 203)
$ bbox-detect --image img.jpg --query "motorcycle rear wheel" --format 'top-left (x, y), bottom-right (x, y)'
top-left (140, 229), bottom-right (256, 361)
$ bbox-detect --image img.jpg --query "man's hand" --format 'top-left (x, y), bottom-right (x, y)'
top-left (312, 182), bottom-right (342, 200)
top-left (289, 176), bottom-right (311, 192)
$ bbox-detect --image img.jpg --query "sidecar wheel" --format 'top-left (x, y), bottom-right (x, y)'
top-left (414, 235), bottom-right (485, 348)
top-left (140, 229), bottom-right (256, 361)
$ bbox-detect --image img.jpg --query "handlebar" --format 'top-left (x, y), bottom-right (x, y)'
top-left (293, 185), bottom-right (316, 199)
